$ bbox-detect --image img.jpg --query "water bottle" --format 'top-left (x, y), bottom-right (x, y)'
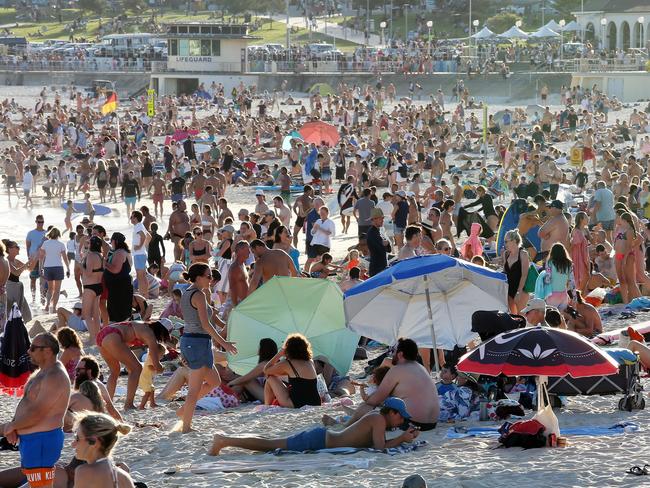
top-left (479, 397), bottom-right (489, 421)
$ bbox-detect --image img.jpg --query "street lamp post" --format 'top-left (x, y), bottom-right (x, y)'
top-left (559, 19), bottom-right (565, 62)
top-left (404, 4), bottom-right (409, 42)
top-left (427, 20), bottom-right (433, 55)
top-left (601, 17), bottom-right (607, 50)
top-left (468, 0), bottom-right (472, 49)
top-left (366, 0), bottom-right (370, 46)
top-left (380, 20), bottom-right (387, 45)
top-left (638, 16), bottom-right (645, 48)
top-left (472, 19), bottom-right (478, 56)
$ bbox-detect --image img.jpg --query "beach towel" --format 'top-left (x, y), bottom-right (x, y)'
top-left (460, 223), bottom-right (483, 259)
top-left (272, 439), bottom-right (427, 456)
top-left (626, 297), bottom-right (650, 310)
top-left (446, 422), bottom-right (639, 439)
top-left (191, 457), bottom-right (374, 473)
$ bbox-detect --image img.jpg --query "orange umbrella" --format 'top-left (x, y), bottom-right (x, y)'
top-left (299, 121), bottom-right (340, 147)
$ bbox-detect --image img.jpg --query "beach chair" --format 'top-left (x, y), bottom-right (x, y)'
top-left (547, 349), bottom-right (645, 412)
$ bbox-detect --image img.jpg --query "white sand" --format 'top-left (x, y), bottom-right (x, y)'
top-left (0, 85), bottom-right (648, 487)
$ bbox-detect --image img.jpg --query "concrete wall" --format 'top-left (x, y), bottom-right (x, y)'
top-left (571, 72), bottom-right (650, 102)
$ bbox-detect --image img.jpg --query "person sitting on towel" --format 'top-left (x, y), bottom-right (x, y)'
top-left (208, 397), bottom-right (418, 455)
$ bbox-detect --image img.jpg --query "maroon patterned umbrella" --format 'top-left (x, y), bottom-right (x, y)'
top-left (457, 326), bottom-right (619, 378)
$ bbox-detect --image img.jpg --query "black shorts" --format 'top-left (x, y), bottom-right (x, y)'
top-left (295, 215), bottom-right (306, 228)
top-left (6, 176), bottom-right (16, 188)
top-left (409, 420), bottom-right (437, 432)
top-left (312, 244), bottom-right (330, 257)
top-left (417, 152), bottom-right (425, 162)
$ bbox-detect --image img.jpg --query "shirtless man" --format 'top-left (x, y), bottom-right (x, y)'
top-left (73, 355), bottom-right (122, 422)
top-left (148, 171), bottom-right (167, 218)
top-left (2, 333), bottom-right (70, 488)
top-left (398, 226), bottom-right (422, 260)
top-left (273, 195), bottom-right (291, 227)
top-left (209, 397), bottom-right (417, 455)
top-left (247, 239), bottom-right (297, 294)
top-left (167, 200), bottom-right (190, 261)
top-left (538, 199), bottom-right (569, 261)
top-left (339, 266), bottom-right (363, 292)
top-left (254, 190), bottom-right (269, 214)
top-left (4, 157), bottom-right (19, 202)
top-left (583, 127), bottom-right (596, 173)
top-left (421, 207), bottom-right (443, 253)
top-left (199, 186), bottom-right (219, 215)
top-left (292, 185), bottom-right (314, 247)
top-left (217, 198), bottom-right (234, 228)
top-left (224, 240), bottom-right (250, 321)
top-left (191, 167), bottom-right (207, 201)
top-left (324, 338), bottom-right (439, 431)
top-left (451, 175), bottom-right (463, 226)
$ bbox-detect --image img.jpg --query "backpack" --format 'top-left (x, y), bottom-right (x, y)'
top-left (498, 419), bottom-right (547, 449)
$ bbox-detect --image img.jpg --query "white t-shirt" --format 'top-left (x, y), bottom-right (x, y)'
top-left (22, 172), bottom-right (33, 191)
top-left (132, 222), bottom-right (148, 256)
top-left (311, 218), bottom-right (336, 248)
top-left (41, 239), bottom-right (66, 267)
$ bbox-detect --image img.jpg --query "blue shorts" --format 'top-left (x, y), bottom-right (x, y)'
top-left (133, 254), bottom-right (147, 270)
top-left (180, 333), bottom-right (213, 369)
top-left (171, 193), bottom-right (183, 203)
top-left (19, 428), bottom-right (64, 469)
top-left (43, 266), bottom-right (64, 281)
top-left (601, 220), bottom-right (615, 231)
top-left (286, 427), bottom-right (327, 451)
top-left (125, 196), bottom-right (137, 206)
top-left (393, 225), bottom-right (405, 235)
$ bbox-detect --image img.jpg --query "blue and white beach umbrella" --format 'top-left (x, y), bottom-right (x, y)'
top-left (344, 255), bottom-right (508, 372)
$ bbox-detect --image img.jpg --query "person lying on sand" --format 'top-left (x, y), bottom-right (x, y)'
top-left (209, 397), bottom-right (418, 455)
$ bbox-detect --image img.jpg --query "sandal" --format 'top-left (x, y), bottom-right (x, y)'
top-left (627, 465), bottom-right (650, 476)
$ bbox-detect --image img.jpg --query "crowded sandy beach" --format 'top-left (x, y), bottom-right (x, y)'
top-left (0, 44), bottom-right (649, 488)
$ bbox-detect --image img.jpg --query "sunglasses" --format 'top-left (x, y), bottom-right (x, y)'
top-left (440, 247), bottom-right (450, 252)
top-left (29, 345), bottom-right (49, 352)
top-left (36, 220), bottom-right (44, 224)
top-left (74, 433), bottom-right (96, 445)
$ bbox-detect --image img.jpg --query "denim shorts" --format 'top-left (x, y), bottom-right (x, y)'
top-left (600, 220), bottom-right (615, 231)
top-left (180, 334), bottom-right (213, 370)
top-left (124, 196), bottom-right (137, 206)
top-left (133, 254), bottom-right (147, 270)
top-left (43, 266), bottom-right (64, 281)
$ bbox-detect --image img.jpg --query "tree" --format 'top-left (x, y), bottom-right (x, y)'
top-left (553, 0), bottom-right (582, 17)
top-left (124, 0), bottom-right (147, 12)
top-left (486, 12), bottom-right (521, 33)
top-left (78, 0), bottom-right (107, 15)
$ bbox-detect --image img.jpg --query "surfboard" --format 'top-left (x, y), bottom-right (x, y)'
top-left (254, 185), bottom-right (304, 192)
top-left (496, 198), bottom-right (541, 256)
top-left (592, 321), bottom-right (650, 345)
top-left (62, 201), bottom-right (112, 216)
top-left (338, 183), bottom-right (354, 208)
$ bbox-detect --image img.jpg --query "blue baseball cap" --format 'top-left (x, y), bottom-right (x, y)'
top-left (383, 397), bottom-right (411, 419)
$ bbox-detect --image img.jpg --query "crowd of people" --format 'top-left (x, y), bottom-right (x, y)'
top-left (0, 70), bottom-right (650, 487)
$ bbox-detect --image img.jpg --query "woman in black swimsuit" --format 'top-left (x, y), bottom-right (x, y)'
top-left (103, 233), bottom-right (134, 323)
top-left (188, 227), bottom-right (211, 264)
top-left (263, 333), bottom-right (322, 408)
top-left (502, 229), bottom-right (530, 314)
top-left (82, 236), bottom-right (104, 344)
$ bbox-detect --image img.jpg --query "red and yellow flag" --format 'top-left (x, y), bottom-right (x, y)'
top-left (101, 92), bottom-right (118, 115)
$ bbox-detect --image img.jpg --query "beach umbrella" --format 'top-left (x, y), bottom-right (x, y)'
top-left (457, 326), bottom-right (619, 437)
top-left (499, 25), bottom-right (529, 39)
top-left (471, 26), bottom-right (496, 40)
top-left (300, 121), bottom-right (340, 147)
top-left (562, 20), bottom-right (580, 32)
top-left (457, 326), bottom-right (619, 378)
top-left (344, 255), bottom-right (508, 373)
top-left (529, 25), bottom-right (560, 38)
top-left (0, 304), bottom-right (32, 397)
top-left (282, 130), bottom-right (303, 152)
top-left (226, 277), bottom-right (359, 377)
top-left (309, 83), bottom-right (335, 96)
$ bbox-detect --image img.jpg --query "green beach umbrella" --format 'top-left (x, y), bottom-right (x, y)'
top-left (226, 277), bottom-right (359, 377)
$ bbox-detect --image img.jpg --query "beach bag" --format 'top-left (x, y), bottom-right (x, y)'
top-left (532, 381), bottom-right (560, 440)
top-left (523, 263), bottom-right (539, 293)
top-left (498, 419), bottom-right (547, 448)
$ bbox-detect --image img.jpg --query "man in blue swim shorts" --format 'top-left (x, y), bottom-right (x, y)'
top-left (1, 333), bottom-right (71, 487)
top-left (208, 397), bottom-right (420, 455)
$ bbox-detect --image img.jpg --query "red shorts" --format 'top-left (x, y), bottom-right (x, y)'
top-left (195, 190), bottom-right (203, 200)
top-left (583, 147), bottom-right (595, 161)
top-left (153, 193), bottom-right (164, 204)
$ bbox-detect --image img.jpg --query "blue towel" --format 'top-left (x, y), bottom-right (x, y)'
top-left (272, 440), bottom-right (427, 456)
top-left (446, 422), bottom-right (639, 439)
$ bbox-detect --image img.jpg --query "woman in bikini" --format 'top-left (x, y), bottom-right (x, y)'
top-left (57, 327), bottom-right (84, 384)
top-left (615, 212), bottom-right (642, 304)
top-left (188, 227), bottom-right (211, 264)
top-left (72, 412), bottom-right (135, 487)
top-left (263, 333), bottom-right (322, 408)
top-left (97, 320), bottom-right (171, 410)
top-left (81, 236), bottom-right (104, 344)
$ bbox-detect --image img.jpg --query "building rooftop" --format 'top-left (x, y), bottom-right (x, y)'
top-left (578, 0), bottom-right (650, 13)
top-left (163, 22), bottom-right (262, 39)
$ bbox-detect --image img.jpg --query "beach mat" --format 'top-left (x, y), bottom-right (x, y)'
top-left (272, 439), bottom-right (427, 456)
top-left (446, 422), bottom-right (639, 439)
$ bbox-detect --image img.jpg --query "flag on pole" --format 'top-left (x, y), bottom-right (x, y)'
top-left (101, 92), bottom-right (118, 115)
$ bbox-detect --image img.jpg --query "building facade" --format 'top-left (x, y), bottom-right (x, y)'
top-left (573, 0), bottom-right (649, 50)
top-left (151, 22), bottom-right (260, 96)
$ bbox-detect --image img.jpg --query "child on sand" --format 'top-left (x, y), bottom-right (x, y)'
top-left (66, 232), bottom-right (76, 262)
top-left (139, 343), bottom-right (167, 409)
top-left (83, 192), bottom-right (95, 221)
top-left (64, 199), bottom-right (74, 232)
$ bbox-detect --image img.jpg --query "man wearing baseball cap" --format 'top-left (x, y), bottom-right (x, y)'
top-left (208, 396), bottom-right (419, 455)
top-left (521, 298), bottom-right (549, 327)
